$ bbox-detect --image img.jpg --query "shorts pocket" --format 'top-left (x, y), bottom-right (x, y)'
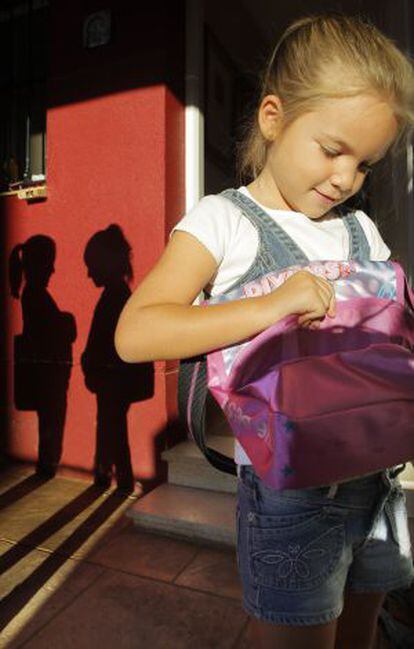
top-left (385, 489), bottom-right (412, 556)
top-left (248, 508), bottom-right (345, 592)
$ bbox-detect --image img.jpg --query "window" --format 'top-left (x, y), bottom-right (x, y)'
top-left (0, 0), bottom-right (48, 192)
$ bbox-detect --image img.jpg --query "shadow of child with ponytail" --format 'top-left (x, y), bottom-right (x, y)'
top-left (9, 235), bottom-right (77, 479)
top-left (81, 225), bottom-right (154, 494)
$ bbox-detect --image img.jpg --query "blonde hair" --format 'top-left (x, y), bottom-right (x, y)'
top-left (238, 13), bottom-right (414, 181)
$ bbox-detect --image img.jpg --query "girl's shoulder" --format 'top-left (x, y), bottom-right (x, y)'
top-left (178, 192), bottom-right (244, 227)
top-left (172, 191), bottom-right (250, 264)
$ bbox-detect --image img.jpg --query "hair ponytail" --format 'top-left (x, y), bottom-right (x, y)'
top-left (9, 244), bottom-right (24, 299)
top-left (105, 224), bottom-right (133, 282)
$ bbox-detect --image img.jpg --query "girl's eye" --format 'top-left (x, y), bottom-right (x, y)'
top-left (321, 146), bottom-right (339, 157)
top-left (320, 144), bottom-right (373, 175)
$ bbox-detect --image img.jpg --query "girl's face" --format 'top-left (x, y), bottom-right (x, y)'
top-left (257, 94), bottom-right (398, 219)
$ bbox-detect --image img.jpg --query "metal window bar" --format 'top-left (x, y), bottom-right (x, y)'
top-left (23, 0), bottom-right (32, 180)
top-left (0, 0), bottom-right (48, 190)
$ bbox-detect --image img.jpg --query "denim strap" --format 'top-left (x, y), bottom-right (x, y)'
top-left (343, 213), bottom-right (371, 260)
top-left (220, 189), bottom-right (309, 291)
top-left (220, 190), bottom-right (372, 291)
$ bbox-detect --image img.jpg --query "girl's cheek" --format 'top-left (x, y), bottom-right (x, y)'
top-left (352, 174), bottom-right (366, 195)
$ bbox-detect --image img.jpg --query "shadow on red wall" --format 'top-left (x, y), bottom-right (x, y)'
top-left (1, 0), bottom-right (186, 487)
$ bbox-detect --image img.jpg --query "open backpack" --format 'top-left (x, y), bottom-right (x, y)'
top-left (178, 189), bottom-right (414, 489)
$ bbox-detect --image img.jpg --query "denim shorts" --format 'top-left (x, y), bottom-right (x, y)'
top-left (236, 465), bottom-right (414, 626)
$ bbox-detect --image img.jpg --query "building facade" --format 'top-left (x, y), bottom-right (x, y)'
top-left (1, 0), bottom-right (413, 487)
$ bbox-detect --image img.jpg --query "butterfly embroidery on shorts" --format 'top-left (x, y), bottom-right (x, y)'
top-left (256, 543), bottom-right (326, 578)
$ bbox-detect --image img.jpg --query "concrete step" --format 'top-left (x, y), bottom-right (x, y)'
top-left (127, 460), bottom-right (414, 548)
top-left (162, 436), bottom-right (238, 494)
top-left (126, 483), bottom-right (237, 547)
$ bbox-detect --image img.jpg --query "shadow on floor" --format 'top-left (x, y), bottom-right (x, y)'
top-left (0, 463), bottom-right (250, 649)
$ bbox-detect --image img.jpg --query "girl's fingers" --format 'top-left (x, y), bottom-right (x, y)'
top-left (298, 310), bottom-right (325, 325)
top-left (296, 275), bottom-right (336, 327)
top-left (298, 278), bottom-right (336, 327)
top-left (314, 276), bottom-right (334, 299)
top-left (314, 277), bottom-right (336, 316)
top-left (308, 320), bottom-right (322, 330)
top-left (327, 291), bottom-right (336, 317)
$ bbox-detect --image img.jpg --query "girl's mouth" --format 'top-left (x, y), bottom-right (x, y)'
top-left (314, 188), bottom-right (337, 203)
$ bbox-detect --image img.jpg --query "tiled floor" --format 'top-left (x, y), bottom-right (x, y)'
top-left (0, 464), bottom-right (251, 649)
top-left (1, 463), bottom-right (413, 649)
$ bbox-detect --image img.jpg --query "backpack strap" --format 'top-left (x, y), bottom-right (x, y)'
top-left (343, 213), bottom-right (371, 260)
top-left (177, 355), bottom-right (237, 474)
top-left (220, 189), bottom-right (309, 286)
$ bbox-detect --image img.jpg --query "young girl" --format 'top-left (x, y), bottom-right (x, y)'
top-left (115, 14), bottom-right (414, 649)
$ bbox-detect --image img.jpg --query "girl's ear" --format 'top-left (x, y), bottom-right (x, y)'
top-left (258, 94), bottom-right (284, 141)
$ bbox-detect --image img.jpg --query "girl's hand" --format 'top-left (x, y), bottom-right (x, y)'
top-left (271, 270), bottom-right (336, 329)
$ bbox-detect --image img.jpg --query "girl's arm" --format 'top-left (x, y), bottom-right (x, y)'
top-left (115, 231), bottom-right (335, 362)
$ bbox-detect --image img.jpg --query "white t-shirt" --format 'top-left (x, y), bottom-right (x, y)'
top-left (172, 186), bottom-right (391, 463)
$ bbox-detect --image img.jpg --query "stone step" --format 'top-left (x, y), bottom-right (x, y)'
top-left (126, 483), bottom-right (237, 547)
top-left (162, 436), bottom-right (238, 493)
top-left (127, 468), bottom-right (414, 548)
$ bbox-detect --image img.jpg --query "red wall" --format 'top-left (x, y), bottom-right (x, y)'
top-left (2, 1), bottom-right (185, 487)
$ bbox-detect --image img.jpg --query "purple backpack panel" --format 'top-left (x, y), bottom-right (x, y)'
top-left (207, 260), bottom-right (414, 489)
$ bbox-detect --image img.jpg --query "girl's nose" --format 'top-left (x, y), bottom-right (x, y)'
top-left (330, 171), bottom-right (356, 193)
top-left (330, 162), bottom-right (358, 194)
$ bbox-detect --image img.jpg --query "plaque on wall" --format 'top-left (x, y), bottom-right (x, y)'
top-left (83, 10), bottom-right (111, 49)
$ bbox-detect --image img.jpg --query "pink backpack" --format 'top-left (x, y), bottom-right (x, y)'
top-left (206, 260), bottom-right (414, 489)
